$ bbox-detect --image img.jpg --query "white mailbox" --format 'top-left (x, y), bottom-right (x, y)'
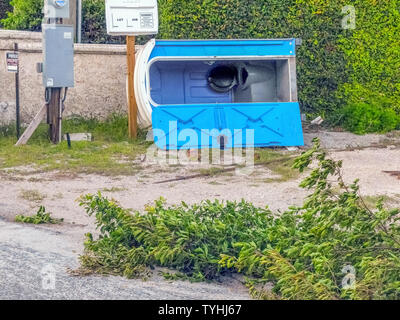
top-left (105, 0), bottom-right (159, 36)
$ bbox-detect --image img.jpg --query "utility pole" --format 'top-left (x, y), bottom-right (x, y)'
top-left (65, 0), bottom-right (77, 40)
top-left (77, 0), bottom-right (82, 43)
top-left (43, 1), bottom-right (74, 144)
top-left (47, 88), bottom-right (62, 143)
top-left (14, 43), bottom-right (20, 139)
top-left (16, 0), bottom-right (74, 146)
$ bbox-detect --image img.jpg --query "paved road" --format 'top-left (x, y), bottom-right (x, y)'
top-left (0, 218), bottom-right (250, 300)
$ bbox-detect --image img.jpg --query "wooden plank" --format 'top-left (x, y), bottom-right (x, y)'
top-left (383, 171), bottom-right (400, 180)
top-left (63, 133), bottom-right (92, 142)
top-left (15, 104), bottom-right (47, 146)
top-left (126, 35), bottom-right (138, 139)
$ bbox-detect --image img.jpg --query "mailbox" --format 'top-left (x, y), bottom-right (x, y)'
top-left (105, 0), bottom-right (159, 36)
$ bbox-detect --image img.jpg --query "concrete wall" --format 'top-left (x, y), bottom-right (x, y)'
top-left (0, 29), bottom-right (136, 126)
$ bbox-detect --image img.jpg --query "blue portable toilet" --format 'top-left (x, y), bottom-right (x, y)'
top-left (134, 39), bottom-right (304, 150)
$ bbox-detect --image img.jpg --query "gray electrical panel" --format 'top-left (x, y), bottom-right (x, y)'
top-left (44, 0), bottom-right (70, 19)
top-left (42, 24), bottom-right (74, 88)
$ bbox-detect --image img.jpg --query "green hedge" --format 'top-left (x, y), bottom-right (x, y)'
top-left (81, 0), bottom-right (125, 44)
top-left (339, 103), bottom-right (400, 134)
top-left (0, 0), bottom-right (12, 23)
top-left (2, 0), bottom-right (400, 133)
top-left (1, 0), bottom-right (42, 31)
top-left (338, 0), bottom-right (400, 117)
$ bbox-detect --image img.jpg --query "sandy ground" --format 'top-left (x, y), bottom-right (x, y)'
top-left (0, 130), bottom-right (399, 300)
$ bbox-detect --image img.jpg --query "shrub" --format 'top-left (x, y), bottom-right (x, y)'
top-left (78, 194), bottom-right (273, 281)
top-left (339, 103), bottom-right (400, 134)
top-left (0, 0), bottom-right (12, 24)
top-left (1, 0), bottom-right (42, 31)
top-left (81, 0), bottom-right (126, 44)
top-left (15, 206), bottom-right (63, 224)
top-left (78, 139), bottom-right (400, 300)
top-left (338, 0), bottom-right (400, 115)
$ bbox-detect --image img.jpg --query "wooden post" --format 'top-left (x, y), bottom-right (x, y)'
top-left (15, 104), bottom-right (47, 146)
top-left (65, 0), bottom-right (77, 41)
top-left (14, 43), bottom-right (20, 139)
top-left (47, 88), bottom-right (62, 144)
top-left (126, 36), bottom-right (138, 139)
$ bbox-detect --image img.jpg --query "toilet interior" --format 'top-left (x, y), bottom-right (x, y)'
top-left (148, 59), bottom-right (292, 105)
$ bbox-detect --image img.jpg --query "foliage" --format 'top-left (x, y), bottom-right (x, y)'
top-left (1, 113), bottom-right (144, 142)
top-left (337, 0), bottom-right (400, 115)
top-left (81, 0), bottom-right (126, 44)
top-left (0, 0), bottom-right (42, 31)
top-left (338, 103), bottom-right (400, 134)
top-left (78, 139), bottom-right (400, 300)
top-left (19, 189), bottom-right (46, 202)
top-left (15, 206), bottom-right (63, 224)
top-left (79, 195), bottom-right (273, 281)
top-left (227, 139), bottom-right (400, 299)
top-left (0, 0), bottom-right (12, 24)
top-left (61, 113), bottom-right (146, 142)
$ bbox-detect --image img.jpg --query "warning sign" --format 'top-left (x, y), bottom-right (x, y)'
top-left (6, 52), bottom-right (19, 72)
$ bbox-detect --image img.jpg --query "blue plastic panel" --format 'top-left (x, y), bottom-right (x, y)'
top-left (149, 39), bottom-right (296, 60)
top-left (149, 61), bottom-right (232, 105)
top-left (152, 102), bottom-right (304, 150)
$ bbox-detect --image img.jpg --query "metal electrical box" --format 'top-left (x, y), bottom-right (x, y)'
top-left (42, 24), bottom-right (74, 88)
top-left (44, 0), bottom-right (70, 19)
top-left (105, 0), bottom-right (159, 36)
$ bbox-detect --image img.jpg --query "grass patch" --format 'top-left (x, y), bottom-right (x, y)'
top-left (102, 187), bottom-right (127, 193)
top-left (207, 181), bottom-right (224, 186)
top-left (196, 167), bottom-right (233, 177)
top-left (192, 148), bottom-right (300, 182)
top-left (19, 189), bottom-right (46, 202)
top-left (0, 115), bottom-right (150, 176)
top-left (15, 206), bottom-right (63, 225)
top-left (0, 171), bottom-right (24, 181)
top-left (27, 177), bottom-right (46, 183)
top-left (362, 195), bottom-right (400, 210)
top-left (256, 148), bottom-right (300, 182)
top-left (51, 192), bottom-right (64, 200)
top-left (262, 158), bottom-right (299, 183)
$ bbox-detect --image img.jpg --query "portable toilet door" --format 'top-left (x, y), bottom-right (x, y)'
top-left (134, 39), bottom-right (304, 150)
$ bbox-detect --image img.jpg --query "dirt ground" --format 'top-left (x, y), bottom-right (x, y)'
top-left (0, 130), bottom-right (399, 299)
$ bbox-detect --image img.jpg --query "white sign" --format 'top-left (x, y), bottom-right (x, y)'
top-left (6, 52), bottom-right (19, 73)
top-left (47, 78), bottom-right (54, 87)
top-left (105, 0), bottom-right (159, 36)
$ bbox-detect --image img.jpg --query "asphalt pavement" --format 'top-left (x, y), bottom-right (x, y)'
top-left (0, 218), bottom-right (250, 300)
